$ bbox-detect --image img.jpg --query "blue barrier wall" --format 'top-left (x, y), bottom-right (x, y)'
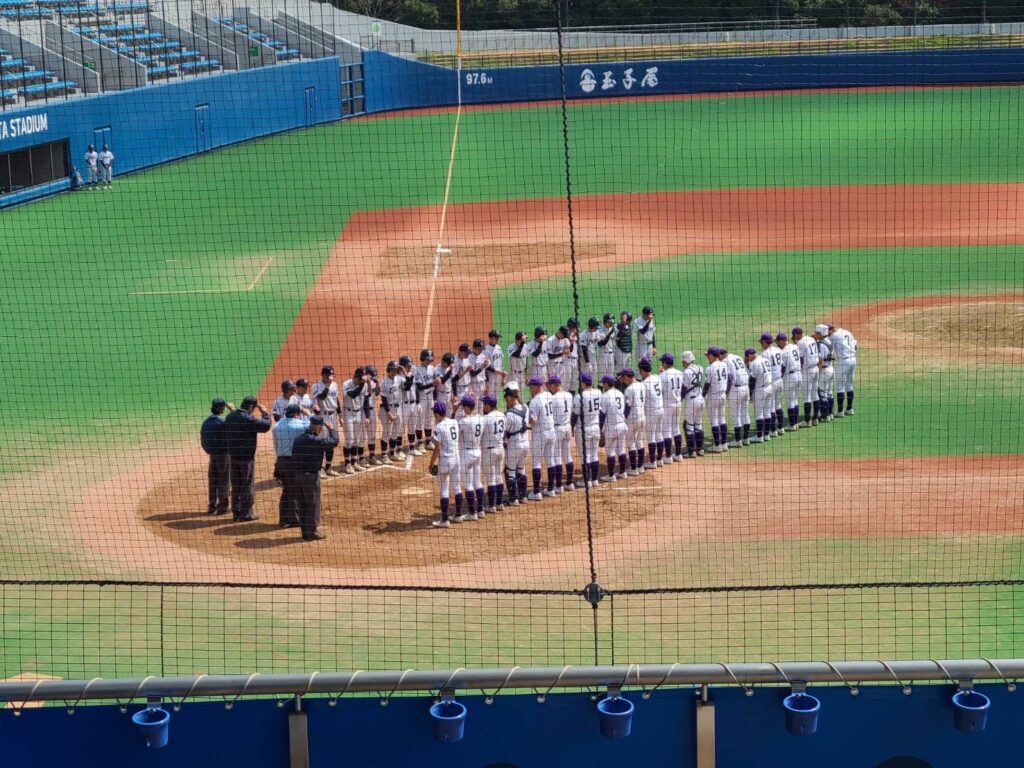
top-left (0, 58), bottom-right (341, 207)
top-left (0, 684), bottom-right (1016, 766)
top-left (364, 47), bottom-right (1024, 113)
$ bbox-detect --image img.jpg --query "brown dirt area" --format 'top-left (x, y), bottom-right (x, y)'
top-left (69, 182), bottom-right (1024, 588)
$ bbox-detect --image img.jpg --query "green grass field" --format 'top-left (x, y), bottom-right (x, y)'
top-left (1, 85), bottom-right (1023, 679)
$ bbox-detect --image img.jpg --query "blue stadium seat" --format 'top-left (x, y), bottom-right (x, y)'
top-left (109, 1), bottom-right (151, 12)
top-left (0, 0), bottom-right (33, 8)
top-left (0, 70), bottom-right (54, 85)
top-left (146, 64), bottom-right (176, 78)
top-left (19, 79), bottom-right (76, 99)
top-left (0, 88), bottom-right (15, 102)
top-left (57, 4), bottom-right (102, 15)
top-left (276, 48), bottom-right (300, 59)
top-left (0, 7), bottom-right (52, 17)
top-left (134, 40), bottom-right (175, 52)
top-left (0, 58), bottom-right (29, 70)
top-left (118, 31), bottom-right (161, 42)
top-left (180, 58), bottom-right (219, 72)
top-left (162, 49), bottom-right (200, 62)
top-left (98, 22), bottom-right (145, 33)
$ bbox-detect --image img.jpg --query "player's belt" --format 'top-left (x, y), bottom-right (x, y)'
top-left (345, 407), bottom-right (361, 412)
top-left (323, 410), bottom-right (336, 414)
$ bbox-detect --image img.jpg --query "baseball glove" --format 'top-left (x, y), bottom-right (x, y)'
top-left (428, 465), bottom-right (439, 476)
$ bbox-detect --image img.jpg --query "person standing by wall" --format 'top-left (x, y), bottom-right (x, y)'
top-left (224, 395), bottom-right (272, 522)
top-left (200, 398), bottom-right (234, 515)
top-left (84, 144), bottom-right (99, 189)
top-left (99, 144), bottom-right (114, 189)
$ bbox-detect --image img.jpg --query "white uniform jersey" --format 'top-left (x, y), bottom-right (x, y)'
top-left (660, 368), bottom-right (684, 407)
top-left (272, 395), bottom-right (291, 420)
top-left (724, 354), bottom-right (748, 388)
top-left (435, 365), bottom-right (455, 402)
top-left (764, 347), bottom-right (784, 381)
top-left (454, 357), bottom-right (473, 396)
top-left (504, 404), bottom-right (530, 443)
top-left (641, 374), bottom-right (664, 414)
top-left (780, 345), bottom-right (802, 377)
top-left (832, 328), bottom-right (858, 360)
top-left (545, 337), bottom-right (568, 375)
top-left (525, 340), bottom-right (547, 377)
top-left (817, 338), bottom-right (834, 366)
top-left (573, 389), bottom-right (602, 431)
top-left (342, 378), bottom-right (365, 412)
top-left (748, 356), bottom-right (772, 388)
top-left (579, 330), bottom-right (600, 367)
top-left (797, 337), bottom-right (820, 371)
top-left (624, 381), bottom-right (647, 421)
top-left (507, 341), bottom-right (528, 377)
top-left (597, 326), bottom-right (616, 362)
top-left (528, 390), bottom-right (554, 430)
top-left (484, 344), bottom-right (503, 374)
top-left (299, 392), bottom-right (315, 414)
top-left (600, 388), bottom-right (627, 429)
top-left (413, 364), bottom-right (436, 402)
top-left (398, 373), bottom-right (416, 405)
top-left (381, 376), bottom-right (401, 410)
top-left (312, 380), bottom-right (339, 412)
top-left (550, 390), bottom-right (573, 427)
top-left (85, 149), bottom-right (98, 169)
top-left (481, 410), bottom-right (506, 449)
top-left (634, 317), bottom-right (656, 348)
top-left (681, 365), bottom-right (704, 399)
top-left (468, 353), bottom-right (487, 390)
top-left (99, 149), bottom-right (114, 168)
top-left (433, 418), bottom-right (460, 462)
top-left (705, 360), bottom-right (729, 396)
top-left (459, 414), bottom-right (484, 453)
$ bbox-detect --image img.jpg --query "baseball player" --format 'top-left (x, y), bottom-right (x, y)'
top-left (813, 324), bottom-right (835, 421)
top-left (341, 366), bottom-right (370, 474)
top-left (84, 144), bottom-right (99, 188)
top-left (458, 395), bottom-right (485, 519)
top-left (311, 365), bottom-right (340, 476)
top-left (746, 347), bottom-right (774, 443)
top-left (272, 379), bottom-right (298, 422)
top-left (484, 330), bottom-right (506, 395)
top-left (793, 326), bottom-right (820, 426)
top-left (680, 351), bottom-right (706, 457)
top-left (599, 373), bottom-right (628, 480)
top-left (777, 332), bottom-right (803, 431)
top-left (363, 364), bottom-right (384, 466)
top-left (453, 343), bottom-right (473, 404)
top-left (480, 394), bottom-right (506, 512)
top-left (413, 349), bottom-right (438, 449)
top-left (469, 339), bottom-right (490, 397)
top-left (435, 352), bottom-right (457, 411)
top-left (379, 361), bottom-right (405, 462)
top-left (525, 326), bottom-right (549, 383)
top-left (296, 378), bottom-right (314, 418)
top-left (759, 333), bottom-right (785, 437)
top-left (638, 357), bottom-right (665, 467)
top-left (596, 313), bottom-right (617, 377)
top-left (579, 317), bottom-right (601, 377)
top-left (830, 324), bottom-right (858, 416)
top-left (620, 367), bottom-right (647, 473)
top-left (572, 372), bottom-right (602, 487)
top-left (721, 348), bottom-right (751, 447)
top-left (635, 306), bottom-right (656, 361)
top-left (506, 331), bottom-right (528, 388)
top-left (658, 353), bottom-right (685, 461)
top-left (99, 144), bottom-right (114, 188)
top-left (398, 355), bottom-right (423, 456)
top-left (564, 319), bottom-right (581, 392)
top-left (703, 347), bottom-right (730, 453)
top-left (427, 401), bottom-right (461, 529)
top-left (547, 374), bottom-right (574, 492)
top-left (544, 327), bottom-right (570, 384)
top-left (503, 383), bottom-right (530, 505)
top-left (526, 375), bottom-right (555, 499)
top-left (614, 312), bottom-right (634, 372)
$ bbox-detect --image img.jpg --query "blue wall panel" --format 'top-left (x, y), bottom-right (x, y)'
top-left (0, 58), bottom-right (341, 207)
top-left (365, 47), bottom-right (1024, 113)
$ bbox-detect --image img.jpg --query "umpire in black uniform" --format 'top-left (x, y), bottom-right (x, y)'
top-left (290, 415), bottom-right (339, 541)
top-left (224, 395), bottom-right (272, 521)
top-left (200, 398), bottom-right (234, 515)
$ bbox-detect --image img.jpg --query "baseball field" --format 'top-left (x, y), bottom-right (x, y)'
top-left (1, 84), bottom-right (1023, 680)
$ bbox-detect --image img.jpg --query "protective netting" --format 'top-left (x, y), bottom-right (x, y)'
top-left (1, 0), bottom-right (1023, 680)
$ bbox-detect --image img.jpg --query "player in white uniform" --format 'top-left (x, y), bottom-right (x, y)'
top-left (526, 376), bottom-right (555, 500)
top-left (658, 353), bottom-right (685, 461)
top-left (620, 367), bottom-right (647, 474)
top-left (547, 375), bottom-right (574, 492)
top-left (434, 352), bottom-right (457, 412)
top-left (596, 314), bottom-right (617, 377)
top-left (792, 327), bottom-right (821, 426)
top-left (453, 344), bottom-right (473, 407)
top-left (272, 380), bottom-right (298, 422)
top-left (563, 319), bottom-right (581, 392)
top-left (296, 379), bottom-right (315, 419)
top-left (311, 365), bottom-right (341, 476)
top-left (84, 144), bottom-right (99, 188)
top-left (745, 347), bottom-right (774, 443)
top-left (484, 330), bottom-right (506, 396)
top-left (480, 394), bottom-right (506, 512)
top-left (503, 383), bottom-right (530, 505)
top-left (703, 347), bottom-right (730, 453)
top-left (579, 317), bottom-right (601, 378)
top-left (544, 327), bottom-right (570, 385)
top-left (427, 402), bottom-right (461, 528)
top-left (680, 352), bottom-right (706, 458)
top-left (413, 349), bottom-right (437, 449)
top-left (458, 396), bottom-right (485, 519)
top-left (613, 312), bottom-right (634, 372)
top-left (572, 372), bottom-right (602, 487)
top-left (635, 306), bottom-right (656, 362)
top-left (813, 324), bottom-right (835, 421)
top-left (98, 144), bottom-right (114, 188)
top-left (341, 367), bottom-right (370, 474)
top-left (830, 324), bottom-right (858, 416)
top-left (379, 361), bottom-right (405, 462)
top-left (720, 348), bottom-right (751, 447)
top-left (599, 373), bottom-right (628, 480)
top-left (758, 333), bottom-right (785, 437)
top-left (506, 331), bottom-right (528, 388)
top-left (362, 365), bottom-right (384, 466)
top-left (525, 326), bottom-right (549, 383)
top-left (396, 355), bottom-right (422, 456)
top-left (777, 332), bottom-right (803, 431)
top-left (638, 357), bottom-right (665, 467)
top-left (469, 339), bottom-right (490, 397)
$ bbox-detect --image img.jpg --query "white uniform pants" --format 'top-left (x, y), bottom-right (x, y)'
top-left (837, 358), bottom-right (857, 392)
top-left (683, 397), bottom-right (705, 434)
top-left (636, 340), bottom-right (654, 362)
top-left (727, 387), bottom-right (750, 428)
top-left (552, 425), bottom-right (572, 466)
top-left (564, 361), bottom-right (579, 392)
top-left (662, 404), bottom-right (681, 439)
top-left (482, 447), bottom-right (505, 486)
top-left (771, 378), bottom-right (784, 411)
top-left (645, 410), bottom-right (664, 445)
top-left (597, 354), bottom-right (616, 377)
top-left (379, 408), bottom-right (403, 443)
top-left (604, 424), bottom-right (627, 457)
top-left (343, 408), bottom-right (363, 449)
top-left (613, 349), bottom-right (631, 373)
top-left (801, 368), bottom-right (819, 404)
top-left (575, 423), bottom-right (600, 464)
top-left (419, 400), bottom-right (433, 433)
top-left (437, 457), bottom-right (462, 499)
top-left (626, 418), bottom-right (646, 451)
top-left (460, 450), bottom-right (482, 491)
top-left (507, 369), bottom-right (524, 388)
top-left (706, 393), bottom-right (727, 428)
top-left (783, 375), bottom-right (803, 409)
top-left (753, 386), bottom-right (774, 421)
top-left (400, 403), bottom-right (418, 434)
top-left (531, 429), bottom-right (554, 469)
top-left (818, 365), bottom-right (835, 399)
top-left (505, 437), bottom-right (528, 472)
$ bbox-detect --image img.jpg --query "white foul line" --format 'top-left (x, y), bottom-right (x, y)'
top-left (246, 258), bottom-right (273, 291)
top-left (130, 258), bottom-right (274, 296)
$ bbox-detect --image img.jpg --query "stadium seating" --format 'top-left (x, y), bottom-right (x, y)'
top-left (0, 38), bottom-right (77, 106)
top-left (211, 16), bottom-right (301, 60)
top-left (19, 79), bottom-right (76, 98)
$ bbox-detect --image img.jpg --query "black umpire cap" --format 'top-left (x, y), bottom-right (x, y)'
top-left (211, 398), bottom-right (226, 413)
top-left (241, 395), bottom-right (258, 409)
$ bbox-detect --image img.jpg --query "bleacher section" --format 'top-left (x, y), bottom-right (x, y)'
top-left (0, 44), bottom-right (76, 102)
top-left (212, 16), bottom-right (300, 61)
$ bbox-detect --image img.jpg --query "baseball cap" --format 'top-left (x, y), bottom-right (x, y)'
top-left (792, 326), bottom-right (804, 336)
top-left (211, 398), bottom-right (226, 413)
top-left (638, 357), bottom-right (652, 371)
top-left (587, 316), bottom-right (599, 329)
top-left (472, 338), bottom-right (484, 349)
top-left (296, 378), bottom-right (308, 388)
top-left (706, 346), bottom-right (719, 356)
top-left (580, 372), bottom-right (593, 385)
top-left (281, 379), bottom-right (296, 392)
top-left (815, 324), bottom-right (830, 335)
top-left (309, 414), bottom-right (324, 426)
top-left (642, 305), bottom-right (653, 314)
top-left (744, 347), bottom-right (757, 357)
top-left (534, 325), bottom-right (547, 337)
top-left (775, 332), bottom-right (788, 342)
top-left (681, 351), bottom-right (695, 363)
top-left (488, 329), bottom-right (502, 339)
top-left (659, 352), bottom-right (674, 365)
top-left (482, 394), bottom-right (498, 406)
top-left (442, 352), bottom-right (455, 363)
top-left (321, 365), bottom-right (334, 376)
top-left (759, 332), bottom-right (773, 343)
top-left (505, 381), bottom-right (520, 393)
top-left (546, 374), bottom-right (561, 385)
top-left (241, 395), bottom-right (258, 409)
top-left (619, 367), bottom-right (635, 378)
top-left (285, 403), bottom-right (301, 417)
top-left (527, 376), bottom-right (544, 387)
top-left (460, 395), bottom-right (476, 408)
top-left (600, 374), bottom-right (617, 386)
top-left (458, 343), bottom-right (470, 353)
top-left (433, 401), bottom-right (447, 416)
